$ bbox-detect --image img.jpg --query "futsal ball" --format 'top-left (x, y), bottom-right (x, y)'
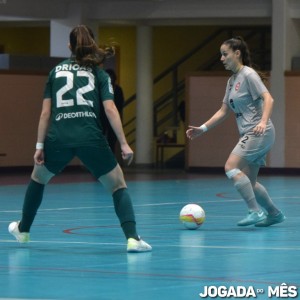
top-left (179, 204), bottom-right (205, 230)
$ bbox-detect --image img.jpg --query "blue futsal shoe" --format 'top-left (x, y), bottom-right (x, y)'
top-left (255, 211), bottom-right (286, 227)
top-left (237, 210), bottom-right (266, 226)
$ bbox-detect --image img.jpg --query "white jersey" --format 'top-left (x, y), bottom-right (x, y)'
top-left (222, 66), bottom-right (272, 136)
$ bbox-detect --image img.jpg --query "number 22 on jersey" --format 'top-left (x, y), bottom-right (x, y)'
top-left (56, 70), bottom-right (95, 108)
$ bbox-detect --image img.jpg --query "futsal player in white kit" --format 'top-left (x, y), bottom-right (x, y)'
top-left (186, 36), bottom-right (285, 227)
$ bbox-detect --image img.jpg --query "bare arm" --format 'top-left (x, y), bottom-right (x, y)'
top-left (34, 98), bottom-right (51, 165)
top-left (252, 92), bottom-right (274, 135)
top-left (186, 103), bottom-right (231, 140)
top-left (103, 99), bottom-right (133, 165)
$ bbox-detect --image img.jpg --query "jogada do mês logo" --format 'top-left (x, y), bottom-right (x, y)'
top-left (199, 283), bottom-right (298, 298)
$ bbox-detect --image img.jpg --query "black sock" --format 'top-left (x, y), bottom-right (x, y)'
top-left (19, 180), bottom-right (45, 232)
top-left (112, 188), bottom-right (139, 240)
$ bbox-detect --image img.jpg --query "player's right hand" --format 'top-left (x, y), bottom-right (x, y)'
top-left (186, 126), bottom-right (205, 140)
top-left (34, 149), bottom-right (45, 165)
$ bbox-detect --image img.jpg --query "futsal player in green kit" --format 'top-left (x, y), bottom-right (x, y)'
top-left (8, 25), bottom-right (152, 253)
top-left (187, 36), bottom-right (285, 227)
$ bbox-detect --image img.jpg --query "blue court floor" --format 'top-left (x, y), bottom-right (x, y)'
top-left (0, 168), bottom-right (299, 300)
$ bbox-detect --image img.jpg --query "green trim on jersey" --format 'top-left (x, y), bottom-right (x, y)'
top-left (44, 59), bottom-right (114, 148)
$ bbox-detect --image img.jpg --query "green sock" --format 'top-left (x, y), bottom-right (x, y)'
top-left (19, 180), bottom-right (45, 232)
top-left (112, 188), bottom-right (139, 240)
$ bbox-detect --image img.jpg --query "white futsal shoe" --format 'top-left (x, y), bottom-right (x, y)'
top-left (127, 237), bottom-right (152, 253)
top-left (8, 221), bottom-right (30, 243)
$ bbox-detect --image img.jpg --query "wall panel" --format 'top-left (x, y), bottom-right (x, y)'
top-left (285, 73), bottom-right (300, 167)
top-left (186, 73), bottom-right (237, 169)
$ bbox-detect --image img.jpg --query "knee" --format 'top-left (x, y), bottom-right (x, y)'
top-left (224, 166), bottom-right (242, 180)
top-left (98, 165), bottom-right (127, 194)
top-left (31, 165), bottom-right (54, 185)
top-left (111, 183), bottom-right (127, 194)
top-left (224, 161), bottom-right (234, 174)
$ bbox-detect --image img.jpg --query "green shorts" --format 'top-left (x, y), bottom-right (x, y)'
top-left (44, 143), bottom-right (118, 179)
top-left (232, 123), bottom-right (275, 166)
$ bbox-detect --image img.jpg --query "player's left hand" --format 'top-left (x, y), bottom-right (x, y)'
top-left (121, 144), bottom-right (134, 165)
top-left (253, 121), bottom-right (266, 136)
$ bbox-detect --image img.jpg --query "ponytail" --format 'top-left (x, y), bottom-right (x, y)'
top-left (223, 36), bottom-right (267, 83)
top-left (69, 25), bottom-right (114, 66)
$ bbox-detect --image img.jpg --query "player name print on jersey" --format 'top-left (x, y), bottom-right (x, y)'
top-left (55, 63), bottom-right (93, 73)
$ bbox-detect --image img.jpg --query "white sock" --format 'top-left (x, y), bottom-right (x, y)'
top-left (253, 182), bottom-right (279, 215)
top-left (234, 175), bottom-right (260, 212)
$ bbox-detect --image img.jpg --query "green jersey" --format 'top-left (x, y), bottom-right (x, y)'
top-left (44, 59), bottom-right (114, 148)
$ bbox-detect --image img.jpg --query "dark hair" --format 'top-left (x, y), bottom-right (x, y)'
top-left (223, 36), bottom-right (267, 82)
top-left (223, 36), bottom-right (252, 66)
top-left (69, 25), bottom-right (114, 66)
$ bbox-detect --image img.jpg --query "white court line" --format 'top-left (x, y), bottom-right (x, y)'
top-left (0, 196), bottom-right (300, 213)
top-left (0, 196), bottom-right (298, 214)
top-left (0, 199), bottom-right (258, 213)
top-left (0, 239), bottom-right (125, 246)
top-left (0, 239), bottom-right (299, 251)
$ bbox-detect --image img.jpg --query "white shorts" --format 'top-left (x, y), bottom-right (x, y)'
top-left (231, 123), bottom-right (275, 166)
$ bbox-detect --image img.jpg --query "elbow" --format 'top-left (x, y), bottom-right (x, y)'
top-left (105, 106), bottom-right (118, 120)
top-left (105, 106), bottom-right (114, 115)
top-left (268, 95), bottom-right (274, 104)
top-left (263, 93), bottom-right (274, 104)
